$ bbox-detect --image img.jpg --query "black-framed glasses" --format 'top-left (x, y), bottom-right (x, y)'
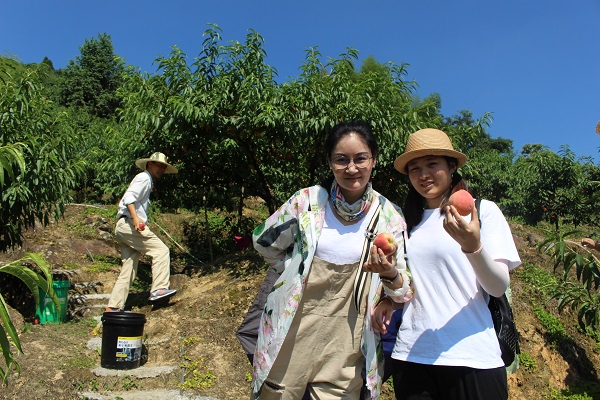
top-left (331, 155), bottom-right (373, 171)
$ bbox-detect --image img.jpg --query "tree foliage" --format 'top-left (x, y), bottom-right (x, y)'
top-left (4, 24), bottom-right (600, 343)
top-left (504, 145), bottom-right (598, 227)
top-left (59, 33), bottom-right (123, 118)
top-left (538, 229), bottom-right (600, 330)
top-left (0, 68), bottom-right (85, 251)
top-left (117, 25), bottom-right (452, 213)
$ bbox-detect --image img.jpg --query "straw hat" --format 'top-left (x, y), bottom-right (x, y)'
top-left (135, 152), bottom-right (178, 174)
top-left (394, 128), bottom-right (467, 174)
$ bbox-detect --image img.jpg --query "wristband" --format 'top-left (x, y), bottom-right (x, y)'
top-left (380, 270), bottom-right (400, 285)
top-left (462, 244), bottom-right (484, 255)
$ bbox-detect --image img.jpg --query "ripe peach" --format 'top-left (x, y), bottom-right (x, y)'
top-left (373, 232), bottom-right (397, 256)
top-left (449, 189), bottom-right (474, 216)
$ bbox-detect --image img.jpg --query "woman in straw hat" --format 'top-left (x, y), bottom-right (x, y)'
top-left (250, 121), bottom-right (412, 400)
top-left (106, 152), bottom-right (179, 312)
top-left (372, 129), bottom-right (521, 400)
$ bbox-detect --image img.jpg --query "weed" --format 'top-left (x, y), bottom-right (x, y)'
top-left (89, 379), bottom-right (99, 391)
top-left (246, 372), bottom-right (252, 382)
top-left (581, 326), bottom-right (600, 351)
top-left (534, 304), bottom-right (567, 344)
top-left (516, 263), bottom-right (557, 296)
top-left (67, 355), bottom-right (94, 369)
top-left (121, 376), bottom-right (137, 390)
top-left (21, 322), bottom-right (33, 334)
top-left (179, 336), bottom-right (217, 391)
top-left (87, 261), bottom-right (115, 273)
top-left (518, 352), bottom-right (537, 372)
top-left (183, 336), bottom-right (202, 346)
top-left (546, 386), bottom-right (598, 399)
top-left (87, 254), bottom-right (120, 272)
top-left (81, 316), bottom-right (101, 329)
top-left (84, 206), bottom-right (118, 220)
top-left (66, 221), bottom-right (97, 239)
top-left (179, 358), bottom-right (217, 390)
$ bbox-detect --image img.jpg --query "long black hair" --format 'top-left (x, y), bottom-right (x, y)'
top-left (319, 121), bottom-right (378, 193)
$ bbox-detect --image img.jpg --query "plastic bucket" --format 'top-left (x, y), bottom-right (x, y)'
top-left (100, 311), bottom-right (146, 369)
top-left (36, 280), bottom-right (70, 324)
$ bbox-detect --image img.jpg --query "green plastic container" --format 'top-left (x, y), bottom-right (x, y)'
top-left (36, 280), bottom-right (70, 324)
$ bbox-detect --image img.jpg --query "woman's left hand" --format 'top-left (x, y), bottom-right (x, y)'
top-left (443, 205), bottom-right (482, 253)
top-left (363, 244), bottom-right (396, 278)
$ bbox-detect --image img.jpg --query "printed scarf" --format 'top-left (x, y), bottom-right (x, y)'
top-left (330, 180), bottom-right (374, 222)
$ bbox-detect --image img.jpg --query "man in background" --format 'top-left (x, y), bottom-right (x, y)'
top-left (106, 152), bottom-right (178, 312)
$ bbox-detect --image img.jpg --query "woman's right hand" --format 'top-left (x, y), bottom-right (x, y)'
top-left (371, 297), bottom-right (394, 334)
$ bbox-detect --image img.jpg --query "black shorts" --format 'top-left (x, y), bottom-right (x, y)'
top-left (391, 359), bottom-right (507, 400)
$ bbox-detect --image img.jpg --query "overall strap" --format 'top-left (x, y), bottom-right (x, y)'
top-left (353, 203), bottom-right (382, 311)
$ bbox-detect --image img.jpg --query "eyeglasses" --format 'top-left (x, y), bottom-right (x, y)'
top-left (331, 155), bottom-right (373, 171)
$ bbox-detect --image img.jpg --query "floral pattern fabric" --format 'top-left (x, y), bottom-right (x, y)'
top-left (251, 185), bottom-right (412, 399)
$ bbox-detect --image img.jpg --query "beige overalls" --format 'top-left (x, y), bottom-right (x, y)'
top-left (259, 256), bottom-right (369, 400)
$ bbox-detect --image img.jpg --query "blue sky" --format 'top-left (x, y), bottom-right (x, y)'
top-left (2, 0), bottom-right (599, 162)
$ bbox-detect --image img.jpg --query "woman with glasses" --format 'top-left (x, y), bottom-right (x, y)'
top-left (250, 121), bottom-right (413, 400)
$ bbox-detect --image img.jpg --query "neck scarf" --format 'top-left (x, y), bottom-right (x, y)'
top-left (330, 180), bottom-right (374, 222)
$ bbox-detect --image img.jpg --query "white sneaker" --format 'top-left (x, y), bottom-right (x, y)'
top-left (149, 288), bottom-right (177, 301)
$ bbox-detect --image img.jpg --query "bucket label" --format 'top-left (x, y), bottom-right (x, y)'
top-left (115, 336), bottom-right (142, 362)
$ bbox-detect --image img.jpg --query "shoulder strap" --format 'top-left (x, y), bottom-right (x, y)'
top-left (353, 203), bottom-right (382, 311)
top-left (475, 198), bottom-right (482, 228)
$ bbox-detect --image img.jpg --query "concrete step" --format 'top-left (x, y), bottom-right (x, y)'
top-left (91, 365), bottom-right (178, 378)
top-left (78, 389), bottom-right (217, 400)
top-left (70, 293), bottom-right (112, 318)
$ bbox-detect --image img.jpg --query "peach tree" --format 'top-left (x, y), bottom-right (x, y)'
top-left (0, 65), bottom-right (85, 251)
top-left (117, 24), bottom-right (432, 214)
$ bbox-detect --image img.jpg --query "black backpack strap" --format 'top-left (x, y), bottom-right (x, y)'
top-left (475, 197), bottom-right (482, 228)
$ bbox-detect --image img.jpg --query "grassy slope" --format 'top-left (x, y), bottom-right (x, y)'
top-left (0, 205), bottom-right (599, 400)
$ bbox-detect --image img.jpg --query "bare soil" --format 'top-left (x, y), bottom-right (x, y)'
top-left (0, 205), bottom-right (599, 400)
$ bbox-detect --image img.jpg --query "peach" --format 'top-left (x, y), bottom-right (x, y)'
top-left (449, 189), bottom-right (474, 216)
top-left (139, 222), bottom-right (146, 231)
top-left (373, 232), bottom-right (397, 256)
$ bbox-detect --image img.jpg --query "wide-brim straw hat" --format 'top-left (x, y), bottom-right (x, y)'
top-left (135, 152), bottom-right (178, 174)
top-left (394, 128), bottom-right (468, 174)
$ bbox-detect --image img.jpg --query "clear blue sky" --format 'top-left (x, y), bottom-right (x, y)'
top-left (2, 0), bottom-right (599, 162)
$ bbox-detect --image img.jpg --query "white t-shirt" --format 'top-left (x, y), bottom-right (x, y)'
top-left (391, 199), bottom-right (521, 369)
top-left (315, 198), bottom-right (379, 264)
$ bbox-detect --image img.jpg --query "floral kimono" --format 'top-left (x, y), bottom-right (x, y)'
top-left (251, 185), bottom-right (413, 399)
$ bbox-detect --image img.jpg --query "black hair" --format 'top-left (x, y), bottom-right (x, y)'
top-left (320, 121), bottom-right (378, 192)
top-left (403, 156), bottom-right (467, 234)
top-left (325, 121), bottom-right (378, 161)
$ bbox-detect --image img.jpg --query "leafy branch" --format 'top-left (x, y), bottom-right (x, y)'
top-left (538, 228), bottom-right (600, 329)
top-left (0, 253), bottom-right (58, 384)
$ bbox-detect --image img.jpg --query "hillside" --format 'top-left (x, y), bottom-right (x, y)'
top-left (0, 204), bottom-right (599, 400)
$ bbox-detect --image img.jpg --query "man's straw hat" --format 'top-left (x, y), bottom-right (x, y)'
top-left (135, 152), bottom-right (178, 174)
top-left (394, 128), bottom-right (467, 174)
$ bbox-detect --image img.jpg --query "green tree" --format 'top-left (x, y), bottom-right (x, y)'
top-left (1, 68), bottom-right (85, 250)
top-left (504, 145), bottom-right (598, 227)
top-left (59, 33), bottom-right (123, 118)
top-left (118, 25), bottom-right (423, 214)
